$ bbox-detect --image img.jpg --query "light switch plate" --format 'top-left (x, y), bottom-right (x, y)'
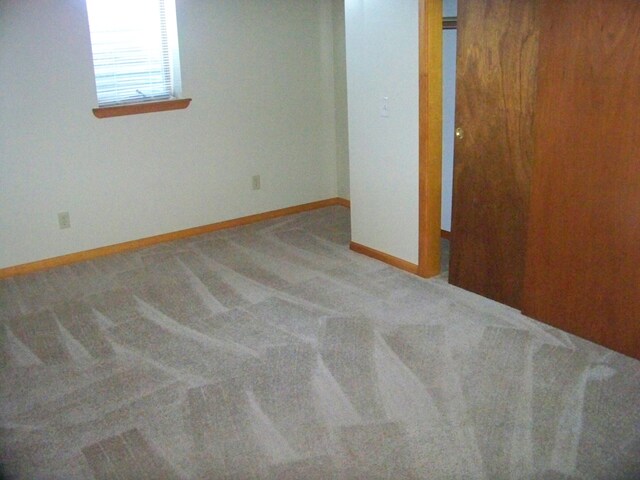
top-left (380, 96), bottom-right (390, 118)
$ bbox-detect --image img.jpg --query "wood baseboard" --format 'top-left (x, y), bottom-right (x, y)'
top-left (335, 197), bottom-right (351, 208)
top-left (0, 198), bottom-right (349, 279)
top-left (441, 229), bottom-right (451, 240)
top-left (349, 241), bottom-right (419, 275)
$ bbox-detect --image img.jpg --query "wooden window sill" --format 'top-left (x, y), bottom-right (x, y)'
top-left (92, 98), bottom-right (192, 118)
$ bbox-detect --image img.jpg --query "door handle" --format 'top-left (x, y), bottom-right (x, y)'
top-left (455, 127), bottom-right (464, 140)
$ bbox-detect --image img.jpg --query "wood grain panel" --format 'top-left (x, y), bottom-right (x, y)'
top-left (449, 0), bottom-right (540, 308)
top-left (523, 0), bottom-right (640, 360)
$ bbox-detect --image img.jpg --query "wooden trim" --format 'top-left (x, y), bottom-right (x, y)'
top-left (443, 17), bottom-right (458, 30)
top-left (418, 0), bottom-right (443, 278)
top-left (0, 198), bottom-right (348, 279)
top-left (335, 197), bottom-right (351, 208)
top-left (92, 98), bottom-right (192, 118)
top-left (441, 229), bottom-right (451, 240)
top-left (350, 242), bottom-right (419, 275)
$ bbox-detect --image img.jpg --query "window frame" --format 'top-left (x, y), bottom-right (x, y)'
top-left (92, 98), bottom-right (191, 118)
top-left (85, 0), bottom-right (191, 118)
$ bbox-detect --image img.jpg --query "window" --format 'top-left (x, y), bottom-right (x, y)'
top-left (86, 0), bottom-right (190, 117)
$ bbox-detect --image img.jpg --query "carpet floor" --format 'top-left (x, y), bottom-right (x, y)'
top-left (1, 206), bottom-right (638, 479)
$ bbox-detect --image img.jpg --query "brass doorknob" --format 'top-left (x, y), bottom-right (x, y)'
top-left (455, 127), bottom-right (464, 140)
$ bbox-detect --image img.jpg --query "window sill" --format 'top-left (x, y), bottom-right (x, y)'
top-left (92, 98), bottom-right (192, 119)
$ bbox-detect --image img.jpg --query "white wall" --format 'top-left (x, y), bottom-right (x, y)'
top-left (441, 0), bottom-right (457, 232)
top-left (0, 0), bottom-right (344, 269)
top-left (332, 0), bottom-right (350, 200)
top-left (345, 0), bottom-right (420, 264)
top-left (443, 0), bottom-right (457, 19)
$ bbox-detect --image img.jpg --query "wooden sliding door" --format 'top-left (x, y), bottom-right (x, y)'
top-left (523, 0), bottom-right (640, 359)
top-left (449, 0), bottom-right (539, 308)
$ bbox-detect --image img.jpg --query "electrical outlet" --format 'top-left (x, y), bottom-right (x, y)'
top-left (58, 211), bottom-right (71, 229)
top-left (252, 175), bottom-right (261, 191)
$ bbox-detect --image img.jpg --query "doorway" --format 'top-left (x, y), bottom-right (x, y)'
top-left (417, 0), bottom-right (455, 278)
top-left (440, 0), bottom-right (457, 276)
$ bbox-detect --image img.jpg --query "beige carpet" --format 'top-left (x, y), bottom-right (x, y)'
top-left (1, 206), bottom-right (638, 479)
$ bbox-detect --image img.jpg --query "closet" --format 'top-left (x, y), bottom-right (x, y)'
top-left (449, 0), bottom-right (640, 360)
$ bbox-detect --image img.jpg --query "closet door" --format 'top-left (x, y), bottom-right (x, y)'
top-left (523, 0), bottom-right (640, 360)
top-left (449, 0), bottom-right (539, 308)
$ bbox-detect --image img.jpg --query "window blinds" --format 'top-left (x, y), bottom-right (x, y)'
top-left (86, 0), bottom-right (176, 107)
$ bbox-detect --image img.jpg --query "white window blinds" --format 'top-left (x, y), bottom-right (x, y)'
top-left (86, 0), bottom-right (181, 107)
